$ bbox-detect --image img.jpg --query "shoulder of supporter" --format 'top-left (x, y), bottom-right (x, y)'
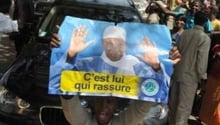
top-left (0, 13), bottom-right (18, 32)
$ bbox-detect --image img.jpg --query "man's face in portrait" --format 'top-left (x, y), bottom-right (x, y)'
top-left (103, 38), bottom-right (125, 61)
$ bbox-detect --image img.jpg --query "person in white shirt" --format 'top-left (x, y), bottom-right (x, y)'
top-left (0, 0), bottom-right (18, 41)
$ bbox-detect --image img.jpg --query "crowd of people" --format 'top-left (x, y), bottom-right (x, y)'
top-left (145, 0), bottom-right (220, 124)
top-left (0, 0), bottom-right (220, 125)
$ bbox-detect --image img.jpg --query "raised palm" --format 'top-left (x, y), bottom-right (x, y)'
top-left (68, 25), bottom-right (93, 58)
top-left (137, 38), bottom-right (160, 70)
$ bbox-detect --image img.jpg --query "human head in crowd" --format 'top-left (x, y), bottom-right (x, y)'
top-left (91, 96), bottom-right (119, 125)
top-left (189, 0), bottom-right (203, 14)
top-left (102, 26), bottom-right (126, 61)
top-left (80, 96), bottom-right (130, 125)
top-left (175, 15), bottom-right (186, 28)
top-left (194, 11), bottom-right (209, 26)
top-left (88, 96), bottom-right (130, 125)
top-left (209, 5), bottom-right (219, 19)
top-left (0, 0), bottom-right (11, 14)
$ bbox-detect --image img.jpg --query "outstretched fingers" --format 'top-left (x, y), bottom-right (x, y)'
top-left (143, 37), bottom-right (151, 47)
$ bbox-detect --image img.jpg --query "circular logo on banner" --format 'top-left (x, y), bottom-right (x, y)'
top-left (141, 79), bottom-right (159, 96)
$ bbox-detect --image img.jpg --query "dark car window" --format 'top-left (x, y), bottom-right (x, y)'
top-left (38, 4), bottom-right (141, 37)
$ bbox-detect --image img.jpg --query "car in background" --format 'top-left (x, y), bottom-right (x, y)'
top-left (33, 0), bottom-right (54, 25)
top-left (0, 0), bottom-right (143, 124)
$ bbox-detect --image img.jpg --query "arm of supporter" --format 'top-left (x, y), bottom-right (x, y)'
top-left (136, 37), bottom-right (161, 71)
top-left (135, 37), bottom-right (172, 84)
top-left (67, 25), bottom-right (93, 61)
top-left (159, 63), bottom-right (171, 87)
top-left (153, 1), bottom-right (176, 16)
top-left (134, 61), bottom-right (170, 88)
top-left (119, 100), bottom-right (155, 125)
top-left (60, 96), bottom-right (90, 125)
top-left (49, 25), bottom-right (92, 94)
top-left (0, 13), bottom-right (18, 32)
top-left (134, 60), bottom-right (165, 75)
top-left (49, 51), bottom-right (75, 94)
top-left (179, 2), bottom-right (190, 10)
top-left (135, 44), bottom-right (180, 86)
top-left (197, 36), bottom-right (211, 80)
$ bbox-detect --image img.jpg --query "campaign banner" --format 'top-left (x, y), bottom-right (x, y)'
top-left (48, 16), bottom-right (173, 103)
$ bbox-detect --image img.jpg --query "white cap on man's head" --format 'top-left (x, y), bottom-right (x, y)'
top-left (103, 26), bottom-right (126, 41)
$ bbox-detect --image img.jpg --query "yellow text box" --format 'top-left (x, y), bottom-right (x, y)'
top-left (60, 71), bottom-right (140, 97)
